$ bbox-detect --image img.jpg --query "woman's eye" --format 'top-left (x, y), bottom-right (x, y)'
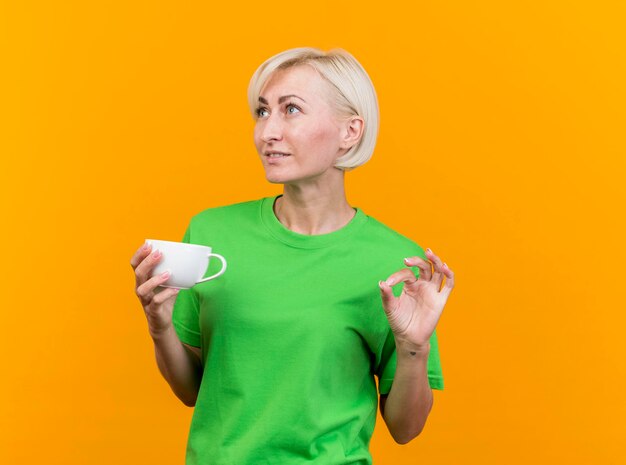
top-left (286, 104), bottom-right (300, 114)
top-left (256, 107), bottom-right (269, 118)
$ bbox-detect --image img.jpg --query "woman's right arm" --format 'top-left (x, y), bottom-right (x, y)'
top-left (131, 243), bottom-right (203, 407)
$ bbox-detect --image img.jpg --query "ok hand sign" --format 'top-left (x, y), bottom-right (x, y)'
top-left (379, 249), bottom-right (455, 350)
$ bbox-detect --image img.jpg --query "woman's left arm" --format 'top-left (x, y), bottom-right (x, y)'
top-left (378, 248), bottom-right (455, 444)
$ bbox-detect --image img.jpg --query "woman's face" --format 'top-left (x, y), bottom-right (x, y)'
top-left (253, 65), bottom-right (349, 186)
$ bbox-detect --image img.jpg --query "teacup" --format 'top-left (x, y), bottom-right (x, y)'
top-left (145, 239), bottom-right (227, 289)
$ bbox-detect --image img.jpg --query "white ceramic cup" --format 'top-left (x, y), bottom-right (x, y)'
top-left (145, 239), bottom-right (227, 289)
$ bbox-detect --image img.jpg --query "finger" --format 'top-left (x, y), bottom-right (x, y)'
top-left (403, 256), bottom-right (433, 281)
top-left (135, 249), bottom-right (163, 286)
top-left (378, 280), bottom-right (398, 314)
top-left (384, 268), bottom-right (419, 287)
top-left (130, 242), bottom-right (152, 270)
top-left (425, 248), bottom-right (445, 289)
top-left (136, 270), bottom-right (171, 304)
top-left (152, 287), bottom-right (180, 305)
top-left (440, 262), bottom-right (455, 300)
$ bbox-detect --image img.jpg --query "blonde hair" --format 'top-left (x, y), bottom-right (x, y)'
top-left (247, 47), bottom-right (380, 171)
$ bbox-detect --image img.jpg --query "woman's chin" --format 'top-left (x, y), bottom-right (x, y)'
top-left (265, 174), bottom-right (289, 185)
top-left (263, 169), bottom-right (297, 185)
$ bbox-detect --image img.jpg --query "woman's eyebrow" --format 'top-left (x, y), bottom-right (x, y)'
top-left (258, 95), bottom-right (307, 105)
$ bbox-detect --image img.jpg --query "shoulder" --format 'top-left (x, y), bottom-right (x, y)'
top-left (184, 197), bottom-right (269, 240)
top-left (361, 212), bottom-right (427, 260)
top-left (191, 197), bottom-right (265, 224)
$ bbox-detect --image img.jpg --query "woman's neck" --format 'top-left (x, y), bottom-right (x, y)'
top-left (275, 179), bottom-right (355, 236)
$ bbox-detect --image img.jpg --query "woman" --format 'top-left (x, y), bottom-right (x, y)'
top-left (131, 47), bottom-right (455, 464)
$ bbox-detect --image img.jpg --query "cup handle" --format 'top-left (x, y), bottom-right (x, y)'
top-left (196, 253), bottom-right (227, 284)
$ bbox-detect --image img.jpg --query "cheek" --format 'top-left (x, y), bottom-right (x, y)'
top-left (306, 123), bottom-right (341, 155)
top-left (253, 125), bottom-right (263, 150)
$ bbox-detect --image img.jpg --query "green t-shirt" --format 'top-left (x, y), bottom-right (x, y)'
top-left (172, 195), bottom-right (443, 465)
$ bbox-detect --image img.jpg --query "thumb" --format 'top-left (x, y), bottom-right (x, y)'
top-left (378, 280), bottom-right (397, 315)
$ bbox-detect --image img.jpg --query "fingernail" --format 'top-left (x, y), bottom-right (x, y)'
top-left (403, 257), bottom-right (410, 263)
top-left (443, 262), bottom-right (448, 268)
top-left (427, 248), bottom-right (432, 253)
top-left (161, 271), bottom-right (170, 278)
top-left (378, 280), bottom-right (385, 289)
top-left (152, 250), bottom-right (161, 258)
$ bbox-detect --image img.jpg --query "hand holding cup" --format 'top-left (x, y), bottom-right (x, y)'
top-left (131, 243), bottom-right (180, 338)
top-left (130, 241), bottom-right (227, 337)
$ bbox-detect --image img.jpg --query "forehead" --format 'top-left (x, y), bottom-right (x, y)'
top-left (260, 65), bottom-right (331, 103)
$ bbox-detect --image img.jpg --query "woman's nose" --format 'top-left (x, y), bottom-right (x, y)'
top-left (260, 114), bottom-right (283, 143)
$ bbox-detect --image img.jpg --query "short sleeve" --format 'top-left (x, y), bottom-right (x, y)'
top-left (377, 329), bottom-right (444, 394)
top-left (171, 224), bottom-right (202, 347)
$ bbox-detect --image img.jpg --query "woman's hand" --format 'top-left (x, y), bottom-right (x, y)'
top-left (379, 248), bottom-right (455, 351)
top-left (130, 243), bottom-right (180, 338)
top-left (130, 243), bottom-right (203, 406)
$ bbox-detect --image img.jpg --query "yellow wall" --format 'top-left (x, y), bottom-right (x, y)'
top-left (1, 1), bottom-right (624, 463)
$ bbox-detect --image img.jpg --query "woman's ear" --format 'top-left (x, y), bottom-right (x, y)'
top-left (339, 116), bottom-right (365, 150)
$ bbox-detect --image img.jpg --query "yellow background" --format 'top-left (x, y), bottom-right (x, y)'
top-left (1, 1), bottom-right (624, 463)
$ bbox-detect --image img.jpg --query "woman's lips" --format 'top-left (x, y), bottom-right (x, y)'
top-left (265, 153), bottom-right (291, 163)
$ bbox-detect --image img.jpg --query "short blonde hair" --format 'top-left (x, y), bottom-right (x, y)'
top-left (247, 47), bottom-right (379, 171)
